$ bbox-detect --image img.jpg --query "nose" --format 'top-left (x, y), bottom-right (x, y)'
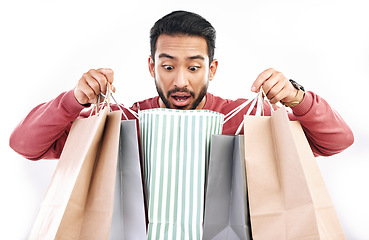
top-left (173, 68), bottom-right (189, 88)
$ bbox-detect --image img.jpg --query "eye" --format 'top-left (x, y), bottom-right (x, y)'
top-left (189, 66), bottom-right (200, 72)
top-left (162, 65), bottom-right (174, 71)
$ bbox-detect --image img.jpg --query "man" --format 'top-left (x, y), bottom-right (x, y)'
top-left (10, 10), bottom-right (353, 160)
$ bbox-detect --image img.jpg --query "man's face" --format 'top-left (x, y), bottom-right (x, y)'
top-left (149, 34), bottom-right (218, 110)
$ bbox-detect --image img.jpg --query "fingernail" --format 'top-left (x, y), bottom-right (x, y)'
top-left (251, 86), bottom-right (256, 92)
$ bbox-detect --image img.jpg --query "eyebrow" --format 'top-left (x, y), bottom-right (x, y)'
top-left (158, 53), bottom-right (175, 59)
top-left (187, 55), bottom-right (205, 61)
top-left (158, 53), bottom-right (205, 61)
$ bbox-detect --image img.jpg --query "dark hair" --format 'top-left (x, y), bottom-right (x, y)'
top-left (150, 10), bottom-right (216, 64)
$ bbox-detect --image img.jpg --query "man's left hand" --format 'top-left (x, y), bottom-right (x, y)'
top-left (251, 68), bottom-right (300, 105)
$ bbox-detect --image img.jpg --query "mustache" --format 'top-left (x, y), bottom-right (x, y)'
top-left (167, 87), bottom-right (195, 98)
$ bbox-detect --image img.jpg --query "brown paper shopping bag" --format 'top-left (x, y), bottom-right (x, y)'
top-left (79, 110), bottom-right (122, 239)
top-left (244, 107), bottom-right (345, 240)
top-left (29, 108), bottom-right (122, 240)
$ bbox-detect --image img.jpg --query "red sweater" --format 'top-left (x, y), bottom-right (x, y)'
top-left (9, 89), bottom-right (354, 160)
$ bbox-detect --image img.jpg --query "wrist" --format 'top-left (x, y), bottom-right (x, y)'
top-left (281, 79), bottom-right (305, 108)
top-left (281, 89), bottom-right (305, 108)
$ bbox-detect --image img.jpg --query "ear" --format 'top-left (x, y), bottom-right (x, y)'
top-left (209, 59), bottom-right (218, 81)
top-left (148, 55), bottom-right (155, 78)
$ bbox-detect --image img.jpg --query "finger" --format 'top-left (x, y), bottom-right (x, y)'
top-left (251, 68), bottom-right (275, 92)
top-left (264, 75), bottom-right (285, 100)
top-left (279, 81), bottom-right (299, 103)
top-left (98, 68), bottom-right (114, 85)
top-left (269, 86), bottom-right (290, 104)
top-left (88, 69), bottom-right (108, 94)
top-left (74, 87), bottom-right (90, 105)
top-left (83, 71), bottom-right (103, 96)
top-left (76, 77), bottom-right (98, 104)
top-left (261, 74), bottom-right (279, 97)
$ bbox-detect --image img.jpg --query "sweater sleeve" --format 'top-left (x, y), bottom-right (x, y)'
top-left (288, 91), bottom-right (354, 157)
top-left (9, 89), bottom-right (86, 160)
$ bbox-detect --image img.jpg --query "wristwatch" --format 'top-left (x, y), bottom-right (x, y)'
top-left (281, 79), bottom-right (305, 108)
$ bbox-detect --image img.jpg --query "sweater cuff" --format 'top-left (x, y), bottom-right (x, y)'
top-left (291, 91), bottom-right (313, 116)
top-left (61, 89), bottom-right (88, 115)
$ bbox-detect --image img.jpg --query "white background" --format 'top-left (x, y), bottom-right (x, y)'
top-left (1, 0), bottom-right (368, 239)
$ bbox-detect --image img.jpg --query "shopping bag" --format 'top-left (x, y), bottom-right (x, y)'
top-left (244, 107), bottom-right (346, 240)
top-left (79, 110), bottom-right (122, 239)
top-left (109, 120), bottom-right (147, 240)
top-left (139, 108), bottom-right (224, 240)
top-left (29, 108), bottom-right (122, 240)
top-left (203, 135), bottom-right (252, 240)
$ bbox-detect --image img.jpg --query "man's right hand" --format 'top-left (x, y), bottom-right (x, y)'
top-left (74, 68), bottom-right (115, 105)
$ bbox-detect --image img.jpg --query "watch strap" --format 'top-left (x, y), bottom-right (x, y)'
top-left (281, 89), bottom-right (305, 107)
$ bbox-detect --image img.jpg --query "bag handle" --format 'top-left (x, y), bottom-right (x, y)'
top-left (109, 93), bottom-right (139, 120)
top-left (255, 87), bottom-right (275, 116)
top-left (89, 83), bottom-right (112, 117)
top-left (99, 84), bottom-right (139, 120)
top-left (224, 87), bottom-right (274, 135)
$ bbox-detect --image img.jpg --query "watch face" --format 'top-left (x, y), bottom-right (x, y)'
top-left (289, 79), bottom-right (305, 92)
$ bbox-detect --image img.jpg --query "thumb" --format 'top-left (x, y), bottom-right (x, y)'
top-left (111, 84), bottom-right (116, 93)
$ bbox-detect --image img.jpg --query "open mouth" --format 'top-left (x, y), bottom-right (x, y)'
top-left (170, 93), bottom-right (192, 107)
top-left (174, 95), bottom-right (189, 102)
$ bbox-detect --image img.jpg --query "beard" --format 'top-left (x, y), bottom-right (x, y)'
top-left (155, 81), bottom-right (209, 110)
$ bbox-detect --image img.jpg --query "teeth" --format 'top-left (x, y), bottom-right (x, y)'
top-left (174, 97), bottom-right (187, 102)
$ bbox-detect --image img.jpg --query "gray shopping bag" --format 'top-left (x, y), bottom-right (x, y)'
top-left (203, 135), bottom-right (252, 240)
top-left (109, 120), bottom-right (147, 240)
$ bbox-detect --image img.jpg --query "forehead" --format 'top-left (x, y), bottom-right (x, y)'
top-left (155, 34), bottom-right (208, 60)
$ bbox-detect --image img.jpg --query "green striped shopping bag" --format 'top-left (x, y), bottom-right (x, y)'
top-left (139, 108), bottom-right (224, 240)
